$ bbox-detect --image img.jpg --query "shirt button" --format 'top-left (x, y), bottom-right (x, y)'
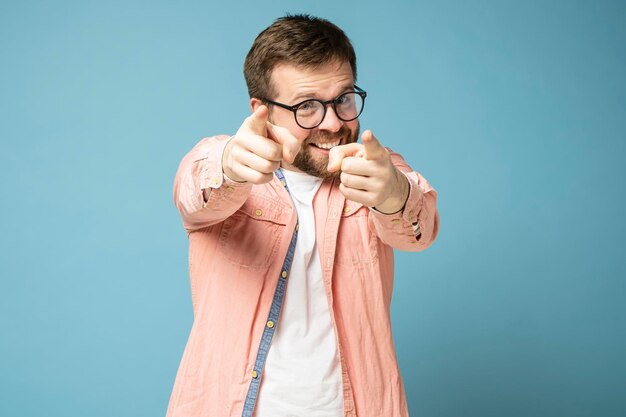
top-left (266, 320), bottom-right (275, 328)
top-left (227, 186), bottom-right (234, 193)
top-left (251, 370), bottom-right (258, 379)
top-left (344, 206), bottom-right (352, 214)
top-left (255, 209), bottom-right (263, 216)
top-left (281, 271), bottom-right (287, 279)
top-left (295, 224), bottom-right (299, 232)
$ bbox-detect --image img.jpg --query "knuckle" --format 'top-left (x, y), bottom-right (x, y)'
top-left (229, 145), bottom-right (241, 161)
top-left (262, 159), bottom-right (278, 174)
top-left (270, 143), bottom-right (283, 160)
top-left (259, 141), bottom-right (281, 161)
top-left (228, 137), bottom-right (240, 152)
top-left (233, 134), bottom-right (249, 149)
top-left (249, 172), bottom-right (265, 185)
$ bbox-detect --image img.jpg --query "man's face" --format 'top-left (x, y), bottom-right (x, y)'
top-left (260, 60), bottom-right (360, 178)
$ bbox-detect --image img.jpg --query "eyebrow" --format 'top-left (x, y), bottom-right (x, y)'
top-left (291, 84), bottom-right (354, 103)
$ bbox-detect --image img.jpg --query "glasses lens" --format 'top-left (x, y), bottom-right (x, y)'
top-left (295, 100), bottom-right (325, 128)
top-left (293, 92), bottom-right (365, 128)
top-left (335, 92), bottom-right (364, 121)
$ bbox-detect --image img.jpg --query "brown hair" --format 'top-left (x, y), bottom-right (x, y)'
top-left (244, 14), bottom-right (357, 100)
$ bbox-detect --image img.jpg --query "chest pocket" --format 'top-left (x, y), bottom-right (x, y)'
top-left (218, 194), bottom-right (290, 271)
top-left (335, 201), bottom-right (379, 266)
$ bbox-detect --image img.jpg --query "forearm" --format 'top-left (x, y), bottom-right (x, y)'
top-left (369, 152), bottom-right (439, 252)
top-left (373, 166), bottom-right (410, 214)
top-left (173, 136), bottom-right (252, 233)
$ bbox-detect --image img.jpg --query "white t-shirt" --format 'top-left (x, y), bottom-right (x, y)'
top-left (253, 169), bottom-right (344, 417)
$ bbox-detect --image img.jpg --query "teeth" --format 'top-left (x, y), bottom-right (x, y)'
top-left (312, 140), bottom-right (340, 150)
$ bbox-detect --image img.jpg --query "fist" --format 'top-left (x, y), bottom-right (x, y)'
top-left (327, 130), bottom-right (409, 213)
top-left (222, 105), bottom-right (301, 184)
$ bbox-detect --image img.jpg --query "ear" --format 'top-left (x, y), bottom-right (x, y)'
top-left (250, 98), bottom-right (264, 114)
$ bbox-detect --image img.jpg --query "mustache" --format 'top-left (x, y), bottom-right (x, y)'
top-left (305, 125), bottom-right (355, 144)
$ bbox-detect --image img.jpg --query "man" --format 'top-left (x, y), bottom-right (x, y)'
top-left (167, 14), bottom-right (439, 417)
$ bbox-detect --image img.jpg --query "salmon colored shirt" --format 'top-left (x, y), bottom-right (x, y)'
top-left (167, 135), bottom-right (439, 417)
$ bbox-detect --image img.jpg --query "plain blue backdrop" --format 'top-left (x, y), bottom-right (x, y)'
top-left (1, 1), bottom-right (625, 416)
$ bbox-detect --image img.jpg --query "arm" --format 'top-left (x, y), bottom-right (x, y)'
top-left (173, 135), bottom-right (253, 233)
top-left (173, 105), bottom-right (301, 233)
top-left (327, 129), bottom-right (439, 252)
top-left (367, 151), bottom-right (439, 252)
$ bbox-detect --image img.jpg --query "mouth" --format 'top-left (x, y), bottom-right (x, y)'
top-left (309, 139), bottom-right (341, 150)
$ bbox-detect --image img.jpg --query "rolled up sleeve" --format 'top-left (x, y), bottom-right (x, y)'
top-left (368, 150), bottom-right (439, 252)
top-left (173, 135), bottom-right (252, 233)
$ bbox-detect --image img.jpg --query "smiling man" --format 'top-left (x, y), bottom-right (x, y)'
top-left (168, 14), bottom-right (439, 417)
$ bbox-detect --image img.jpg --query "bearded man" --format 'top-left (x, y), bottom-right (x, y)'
top-left (168, 14), bottom-right (439, 417)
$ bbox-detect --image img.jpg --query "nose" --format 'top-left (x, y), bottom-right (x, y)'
top-left (316, 104), bottom-right (343, 133)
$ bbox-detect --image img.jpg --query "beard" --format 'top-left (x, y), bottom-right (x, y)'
top-left (292, 123), bottom-right (360, 178)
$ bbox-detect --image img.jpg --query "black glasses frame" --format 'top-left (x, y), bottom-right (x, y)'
top-left (262, 85), bottom-right (367, 129)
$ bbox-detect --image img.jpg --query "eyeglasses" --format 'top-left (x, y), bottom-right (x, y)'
top-left (263, 85), bottom-right (367, 129)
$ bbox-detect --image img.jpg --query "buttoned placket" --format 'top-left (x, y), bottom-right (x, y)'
top-left (241, 169), bottom-right (299, 417)
top-left (320, 182), bottom-right (357, 416)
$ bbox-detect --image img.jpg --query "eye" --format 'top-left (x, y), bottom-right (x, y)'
top-left (297, 100), bottom-right (319, 116)
top-left (336, 93), bottom-right (354, 106)
top-left (299, 101), bottom-right (314, 111)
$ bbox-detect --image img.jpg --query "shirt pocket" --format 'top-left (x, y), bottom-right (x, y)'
top-left (335, 201), bottom-right (379, 266)
top-left (217, 194), bottom-right (290, 271)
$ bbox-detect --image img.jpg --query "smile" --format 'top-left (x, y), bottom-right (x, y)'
top-left (310, 140), bottom-right (341, 150)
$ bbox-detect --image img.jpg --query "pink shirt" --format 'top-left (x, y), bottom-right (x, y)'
top-left (167, 135), bottom-right (440, 417)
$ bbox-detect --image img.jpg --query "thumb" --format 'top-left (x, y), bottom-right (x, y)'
top-left (361, 130), bottom-right (386, 160)
top-left (266, 122), bottom-right (301, 164)
top-left (327, 142), bottom-right (364, 172)
top-left (245, 105), bottom-right (269, 135)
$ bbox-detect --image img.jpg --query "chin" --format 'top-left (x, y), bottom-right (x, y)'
top-left (292, 152), bottom-right (339, 178)
top-left (292, 125), bottom-right (359, 178)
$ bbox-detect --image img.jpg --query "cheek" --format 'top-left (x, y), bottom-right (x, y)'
top-left (270, 112), bottom-right (309, 142)
top-left (346, 120), bottom-right (360, 140)
top-left (294, 127), bottom-right (310, 142)
top-left (352, 119), bottom-right (361, 130)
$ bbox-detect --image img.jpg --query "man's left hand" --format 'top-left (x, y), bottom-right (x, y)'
top-left (327, 130), bottom-right (410, 214)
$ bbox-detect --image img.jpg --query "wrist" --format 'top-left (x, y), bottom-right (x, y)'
top-left (221, 137), bottom-right (247, 183)
top-left (373, 169), bottom-right (409, 214)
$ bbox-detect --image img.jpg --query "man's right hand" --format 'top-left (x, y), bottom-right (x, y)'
top-left (222, 105), bottom-right (301, 184)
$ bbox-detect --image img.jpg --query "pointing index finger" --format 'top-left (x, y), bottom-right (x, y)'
top-left (266, 122), bottom-right (301, 164)
top-left (362, 130), bottom-right (387, 160)
top-left (244, 105), bottom-right (269, 136)
top-left (327, 143), bottom-right (364, 172)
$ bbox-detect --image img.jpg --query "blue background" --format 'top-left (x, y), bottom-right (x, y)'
top-left (1, 1), bottom-right (625, 416)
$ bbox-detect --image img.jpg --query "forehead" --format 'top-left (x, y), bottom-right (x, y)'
top-left (270, 60), bottom-right (354, 101)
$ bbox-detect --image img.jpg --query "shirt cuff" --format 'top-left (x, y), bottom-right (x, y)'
top-left (198, 136), bottom-right (252, 208)
top-left (369, 171), bottom-right (425, 240)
